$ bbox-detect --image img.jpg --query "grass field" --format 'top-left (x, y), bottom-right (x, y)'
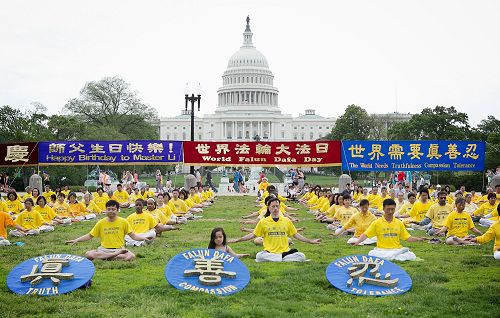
top-left (1, 196), bottom-right (498, 318)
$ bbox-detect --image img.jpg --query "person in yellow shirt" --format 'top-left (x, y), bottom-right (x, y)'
top-left (354, 198), bottom-right (425, 261)
top-left (10, 198), bottom-right (54, 237)
top-left (169, 189), bottom-right (190, 217)
top-left (61, 185), bottom-right (71, 199)
top-left (31, 187), bottom-right (41, 204)
top-left (128, 188), bottom-right (143, 207)
top-left (257, 178), bottom-right (269, 197)
top-left (162, 192), bottom-right (187, 224)
top-left (401, 189), bottom-right (433, 228)
top-left (436, 197), bottom-right (483, 245)
top-left (34, 196), bottom-right (60, 224)
top-left (181, 189), bottom-right (204, 214)
top-left (229, 197), bottom-right (321, 262)
top-left (21, 186), bottom-right (32, 203)
top-left (495, 184), bottom-right (500, 203)
top-left (332, 195), bottom-right (358, 228)
top-left (52, 193), bottom-right (73, 225)
top-left (66, 200), bottom-right (147, 261)
top-left (144, 184), bottom-right (155, 199)
top-left (146, 197), bottom-right (179, 227)
top-left (68, 192), bottom-right (95, 221)
top-left (0, 211), bottom-right (25, 246)
top-left (468, 209), bottom-right (500, 259)
top-left (411, 191), bottom-right (453, 236)
top-left (126, 199), bottom-right (176, 246)
top-left (83, 193), bottom-right (102, 215)
top-left (332, 199), bottom-right (377, 245)
top-left (464, 193), bottom-right (478, 214)
top-left (113, 184), bottom-right (130, 208)
top-left (92, 188), bottom-right (109, 213)
top-left (353, 186), bottom-right (364, 202)
top-left (366, 186), bottom-right (381, 210)
top-left (42, 184), bottom-right (56, 202)
top-left (5, 191), bottom-right (24, 217)
top-left (473, 193), bottom-right (499, 227)
top-left (369, 187), bottom-right (390, 212)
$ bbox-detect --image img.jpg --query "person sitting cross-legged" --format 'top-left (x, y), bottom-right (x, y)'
top-left (125, 199), bottom-right (178, 246)
top-left (10, 198), bottom-right (54, 237)
top-left (66, 200), bottom-right (147, 261)
top-left (331, 199), bottom-right (377, 245)
top-left (353, 198), bottom-right (425, 261)
top-left (466, 208), bottom-right (500, 259)
top-left (229, 197), bottom-right (321, 262)
top-left (436, 197), bottom-right (483, 245)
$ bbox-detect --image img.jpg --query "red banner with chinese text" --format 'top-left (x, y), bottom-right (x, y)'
top-left (0, 142), bottom-right (39, 167)
top-left (183, 141), bottom-right (341, 166)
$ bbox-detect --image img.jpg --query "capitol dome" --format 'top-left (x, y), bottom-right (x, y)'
top-left (217, 16), bottom-right (279, 111)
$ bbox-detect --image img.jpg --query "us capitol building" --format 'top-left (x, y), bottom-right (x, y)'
top-left (159, 17), bottom-right (336, 142)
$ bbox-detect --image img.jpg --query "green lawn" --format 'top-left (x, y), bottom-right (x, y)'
top-left (1, 196), bottom-right (498, 318)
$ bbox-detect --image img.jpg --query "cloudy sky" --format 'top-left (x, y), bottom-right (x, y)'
top-left (1, 0), bottom-right (498, 125)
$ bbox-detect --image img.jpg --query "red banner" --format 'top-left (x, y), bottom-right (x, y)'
top-left (0, 142), bottom-right (39, 167)
top-left (183, 141), bottom-right (341, 167)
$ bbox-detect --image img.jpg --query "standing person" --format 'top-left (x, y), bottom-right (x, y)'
top-left (233, 169), bottom-right (241, 193)
top-left (195, 169), bottom-right (202, 188)
top-left (155, 170), bottom-right (163, 192)
top-left (66, 200), bottom-right (147, 261)
top-left (104, 172), bottom-right (111, 192)
top-left (353, 198), bottom-right (425, 261)
top-left (133, 170), bottom-right (139, 186)
top-left (229, 197), bottom-right (321, 262)
top-left (98, 170), bottom-right (105, 189)
top-left (296, 169), bottom-right (305, 190)
top-left (205, 169), bottom-right (217, 193)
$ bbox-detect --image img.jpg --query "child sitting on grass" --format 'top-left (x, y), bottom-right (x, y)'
top-left (208, 227), bottom-right (249, 258)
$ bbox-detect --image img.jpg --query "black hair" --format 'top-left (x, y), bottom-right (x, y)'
top-left (57, 192), bottom-right (66, 199)
top-left (382, 198), bottom-right (396, 208)
top-left (342, 194), bottom-right (352, 200)
top-left (68, 192), bottom-right (77, 201)
top-left (487, 193), bottom-right (496, 200)
top-left (359, 199), bottom-right (369, 207)
top-left (407, 192), bottom-right (416, 199)
top-left (208, 227), bottom-right (226, 249)
top-left (437, 191), bottom-right (448, 197)
top-left (455, 197), bottom-right (465, 205)
top-left (24, 197), bottom-right (34, 206)
top-left (36, 196), bottom-right (47, 205)
top-left (264, 197), bottom-right (281, 218)
top-left (106, 200), bottom-right (120, 209)
top-left (419, 188), bottom-right (429, 196)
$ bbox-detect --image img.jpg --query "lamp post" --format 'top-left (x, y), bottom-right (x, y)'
top-left (184, 83), bottom-right (202, 175)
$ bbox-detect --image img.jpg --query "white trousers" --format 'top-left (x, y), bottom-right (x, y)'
top-left (255, 250), bottom-right (306, 262)
top-left (479, 218), bottom-right (494, 227)
top-left (39, 225), bottom-right (55, 232)
top-left (368, 247), bottom-right (416, 261)
top-left (10, 229), bottom-right (40, 237)
top-left (347, 237), bottom-right (377, 245)
top-left (494, 251), bottom-right (500, 260)
top-left (0, 237), bottom-right (11, 246)
top-left (125, 229), bottom-right (156, 246)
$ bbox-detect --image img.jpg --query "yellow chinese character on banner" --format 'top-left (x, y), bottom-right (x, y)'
top-left (426, 144), bottom-right (442, 159)
top-left (5, 145), bottom-right (29, 163)
top-left (108, 144), bottom-right (123, 153)
top-left (195, 144), bottom-right (211, 154)
top-left (316, 143), bottom-right (329, 153)
top-left (255, 144), bottom-right (271, 155)
top-left (127, 143), bottom-right (143, 153)
top-left (48, 143), bottom-right (66, 153)
top-left (368, 144), bottom-right (384, 160)
top-left (215, 144), bottom-right (230, 155)
top-left (68, 143), bottom-right (84, 154)
top-left (147, 143), bottom-right (164, 153)
top-left (275, 144), bottom-right (291, 155)
top-left (235, 144), bottom-right (250, 154)
top-left (388, 144), bottom-right (404, 160)
top-left (295, 144), bottom-right (311, 155)
top-left (348, 144), bottom-right (365, 158)
top-left (90, 144), bottom-right (105, 154)
top-left (444, 143), bottom-right (461, 159)
top-left (407, 144), bottom-right (423, 160)
top-left (463, 143), bottom-right (479, 159)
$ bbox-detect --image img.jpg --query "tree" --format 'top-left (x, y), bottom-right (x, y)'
top-left (388, 106), bottom-right (470, 140)
top-left (326, 105), bottom-right (372, 140)
top-left (65, 76), bottom-right (159, 139)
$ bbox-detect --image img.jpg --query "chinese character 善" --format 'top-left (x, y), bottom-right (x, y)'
top-left (184, 258), bottom-right (236, 286)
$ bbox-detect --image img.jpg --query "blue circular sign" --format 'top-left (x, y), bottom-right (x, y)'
top-left (326, 254), bottom-right (412, 296)
top-left (165, 248), bottom-right (250, 296)
top-left (7, 254), bottom-right (95, 296)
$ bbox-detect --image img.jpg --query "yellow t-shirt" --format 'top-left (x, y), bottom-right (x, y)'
top-left (473, 202), bottom-right (498, 216)
top-left (113, 190), bottom-right (129, 204)
top-left (0, 201), bottom-right (7, 213)
top-left (15, 210), bottom-right (44, 229)
top-left (93, 195), bottom-right (109, 212)
top-left (191, 194), bottom-right (201, 204)
top-left (258, 182), bottom-right (269, 191)
top-left (89, 217), bottom-right (132, 249)
top-left (159, 205), bottom-right (174, 220)
top-left (184, 197), bottom-right (195, 209)
top-left (53, 201), bottom-right (72, 217)
top-left (145, 190), bottom-right (155, 199)
top-left (369, 195), bottom-right (385, 210)
top-left (343, 211), bottom-right (377, 237)
top-left (21, 193), bottom-right (33, 203)
top-left (170, 198), bottom-right (189, 215)
top-left (126, 212), bottom-right (157, 234)
top-left (69, 202), bottom-right (87, 217)
top-left (444, 211), bottom-right (475, 238)
top-left (0, 211), bottom-right (16, 238)
top-left (426, 203), bottom-right (454, 229)
top-left (253, 216), bottom-right (297, 254)
top-left (61, 190), bottom-right (70, 198)
top-left (85, 201), bottom-right (102, 214)
top-left (128, 193), bottom-right (144, 204)
top-left (42, 191), bottom-right (56, 201)
top-left (5, 199), bottom-right (23, 214)
top-left (334, 206), bottom-right (358, 226)
top-left (34, 205), bottom-right (57, 222)
top-left (409, 200), bottom-right (433, 222)
top-left (364, 217), bottom-right (411, 249)
top-left (397, 201), bottom-right (414, 215)
top-left (148, 209), bottom-right (168, 224)
top-left (476, 221), bottom-right (500, 253)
